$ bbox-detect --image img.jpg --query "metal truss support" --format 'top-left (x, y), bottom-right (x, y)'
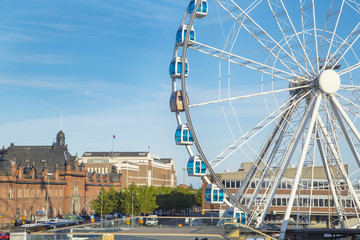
top-left (279, 93), bottom-right (322, 239)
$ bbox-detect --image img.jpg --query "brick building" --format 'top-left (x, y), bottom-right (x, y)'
top-left (0, 131), bottom-right (121, 228)
top-left (80, 152), bottom-right (177, 188)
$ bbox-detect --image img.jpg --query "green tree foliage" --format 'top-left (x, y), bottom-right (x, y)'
top-left (90, 187), bottom-right (118, 215)
top-left (91, 184), bottom-right (201, 216)
top-left (155, 186), bottom-right (202, 215)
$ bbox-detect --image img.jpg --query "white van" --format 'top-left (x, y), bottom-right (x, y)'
top-left (145, 215), bottom-right (158, 226)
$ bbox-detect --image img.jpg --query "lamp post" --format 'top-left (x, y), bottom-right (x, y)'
top-left (45, 172), bottom-right (53, 221)
top-left (131, 190), bottom-right (138, 227)
top-left (101, 189), bottom-right (103, 222)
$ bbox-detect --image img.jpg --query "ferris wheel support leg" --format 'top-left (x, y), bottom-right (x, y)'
top-left (247, 104), bottom-right (298, 210)
top-left (329, 97), bottom-right (360, 168)
top-left (316, 115), bottom-right (360, 222)
top-left (329, 95), bottom-right (360, 143)
top-left (236, 104), bottom-right (295, 203)
top-left (253, 94), bottom-right (318, 228)
top-left (316, 127), bottom-right (346, 228)
top-left (279, 94), bottom-right (322, 240)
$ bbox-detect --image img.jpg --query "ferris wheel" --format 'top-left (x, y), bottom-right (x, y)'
top-left (170, 0), bottom-right (360, 237)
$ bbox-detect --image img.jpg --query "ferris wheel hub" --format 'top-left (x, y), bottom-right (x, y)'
top-left (318, 70), bottom-right (341, 94)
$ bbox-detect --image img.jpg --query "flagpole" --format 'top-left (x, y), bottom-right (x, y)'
top-left (112, 135), bottom-right (115, 158)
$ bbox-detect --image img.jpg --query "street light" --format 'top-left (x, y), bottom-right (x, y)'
top-left (45, 172), bottom-right (53, 221)
top-left (131, 190), bottom-right (138, 227)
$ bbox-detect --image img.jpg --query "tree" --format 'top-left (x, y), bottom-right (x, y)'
top-left (138, 185), bottom-right (158, 215)
top-left (90, 187), bottom-right (118, 215)
top-left (155, 186), bottom-right (201, 215)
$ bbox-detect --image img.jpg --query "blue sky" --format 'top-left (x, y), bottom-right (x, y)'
top-left (0, 0), bottom-right (200, 186)
top-left (1, 0), bottom-right (360, 189)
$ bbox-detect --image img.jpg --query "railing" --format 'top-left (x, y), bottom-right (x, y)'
top-left (27, 216), bottom-right (277, 240)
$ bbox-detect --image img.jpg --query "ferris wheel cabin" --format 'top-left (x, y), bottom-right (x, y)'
top-left (176, 25), bottom-right (195, 46)
top-left (170, 91), bottom-right (188, 112)
top-left (175, 124), bottom-right (193, 145)
top-left (205, 184), bottom-right (224, 204)
top-left (169, 57), bottom-right (189, 79)
top-left (187, 156), bottom-right (206, 176)
top-left (188, 0), bottom-right (208, 19)
top-left (225, 207), bottom-right (246, 224)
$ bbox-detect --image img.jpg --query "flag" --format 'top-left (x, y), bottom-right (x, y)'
top-left (113, 135), bottom-right (116, 139)
top-left (148, 146), bottom-right (150, 150)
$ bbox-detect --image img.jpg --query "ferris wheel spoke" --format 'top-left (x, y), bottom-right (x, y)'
top-left (338, 61), bottom-right (360, 76)
top-left (216, 0), bottom-right (312, 77)
top-left (317, 0), bottom-right (344, 70)
top-left (267, 0), bottom-right (316, 75)
top-left (345, 0), bottom-right (360, 14)
top-left (189, 85), bottom-right (309, 108)
top-left (210, 90), bottom-right (310, 169)
top-left (335, 93), bottom-right (360, 120)
top-left (190, 42), bottom-right (308, 81)
top-left (328, 22), bottom-right (360, 70)
top-left (311, 0), bottom-right (320, 72)
top-left (320, 0), bottom-right (345, 72)
top-left (300, 0), bottom-right (316, 72)
top-left (340, 85), bottom-right (360, 91)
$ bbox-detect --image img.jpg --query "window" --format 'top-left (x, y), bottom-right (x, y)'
top-left (17, 189), bottom-right (23, 198)
top-left (314, 199), bottom-right (319, 207)
top-left (9, 188), bottom-right (14, 199)
top-left (24, 189), bottom-right (29, 198)
top-left (282, 198), bottom-right (287, 206)
top-left (236, 181), bottom-right (240, 188)
top-left (226, 181), bottom-right (230, 188)
top-left (231, 181), bottom-right (235, 188)
top-left (251, 181), bottom-right (256, 188)
top-left (277, 198), bottom-right (281, 206)
top-left (319, 199), bottom-right (324, 207)
top-left (272, 198), bottom-right (276, 206)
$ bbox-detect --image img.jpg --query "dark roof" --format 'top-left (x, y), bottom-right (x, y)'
top-left (0, 159), bottom-right (12, 176)
top-left (82, 152), bottom-right (150, 158)
top-left (0, 144), bottom-right (75, 178)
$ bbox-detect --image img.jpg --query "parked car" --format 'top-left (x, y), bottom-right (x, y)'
top-left (63, 214), bottom-right (84, 224)
top-left (0, 232), bottom-right (9, 239)
top-left (80, 215), bottom-right (91, 224)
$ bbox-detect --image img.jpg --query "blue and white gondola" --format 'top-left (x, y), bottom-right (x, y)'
top-left (169, 57), bottom-right (189, 79)
top-left (205, 184), bottom-right (224, 204)
top-left (187, 156), bottom-right (206, 176)
top-left (175, 124), bottom-right (194, 145)
top-left (176, 25), bottom-right (195, 46)
top-left (225, 207), bottom-right (246, 224)
top-left (188, 0), bottom-right (208, 19)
